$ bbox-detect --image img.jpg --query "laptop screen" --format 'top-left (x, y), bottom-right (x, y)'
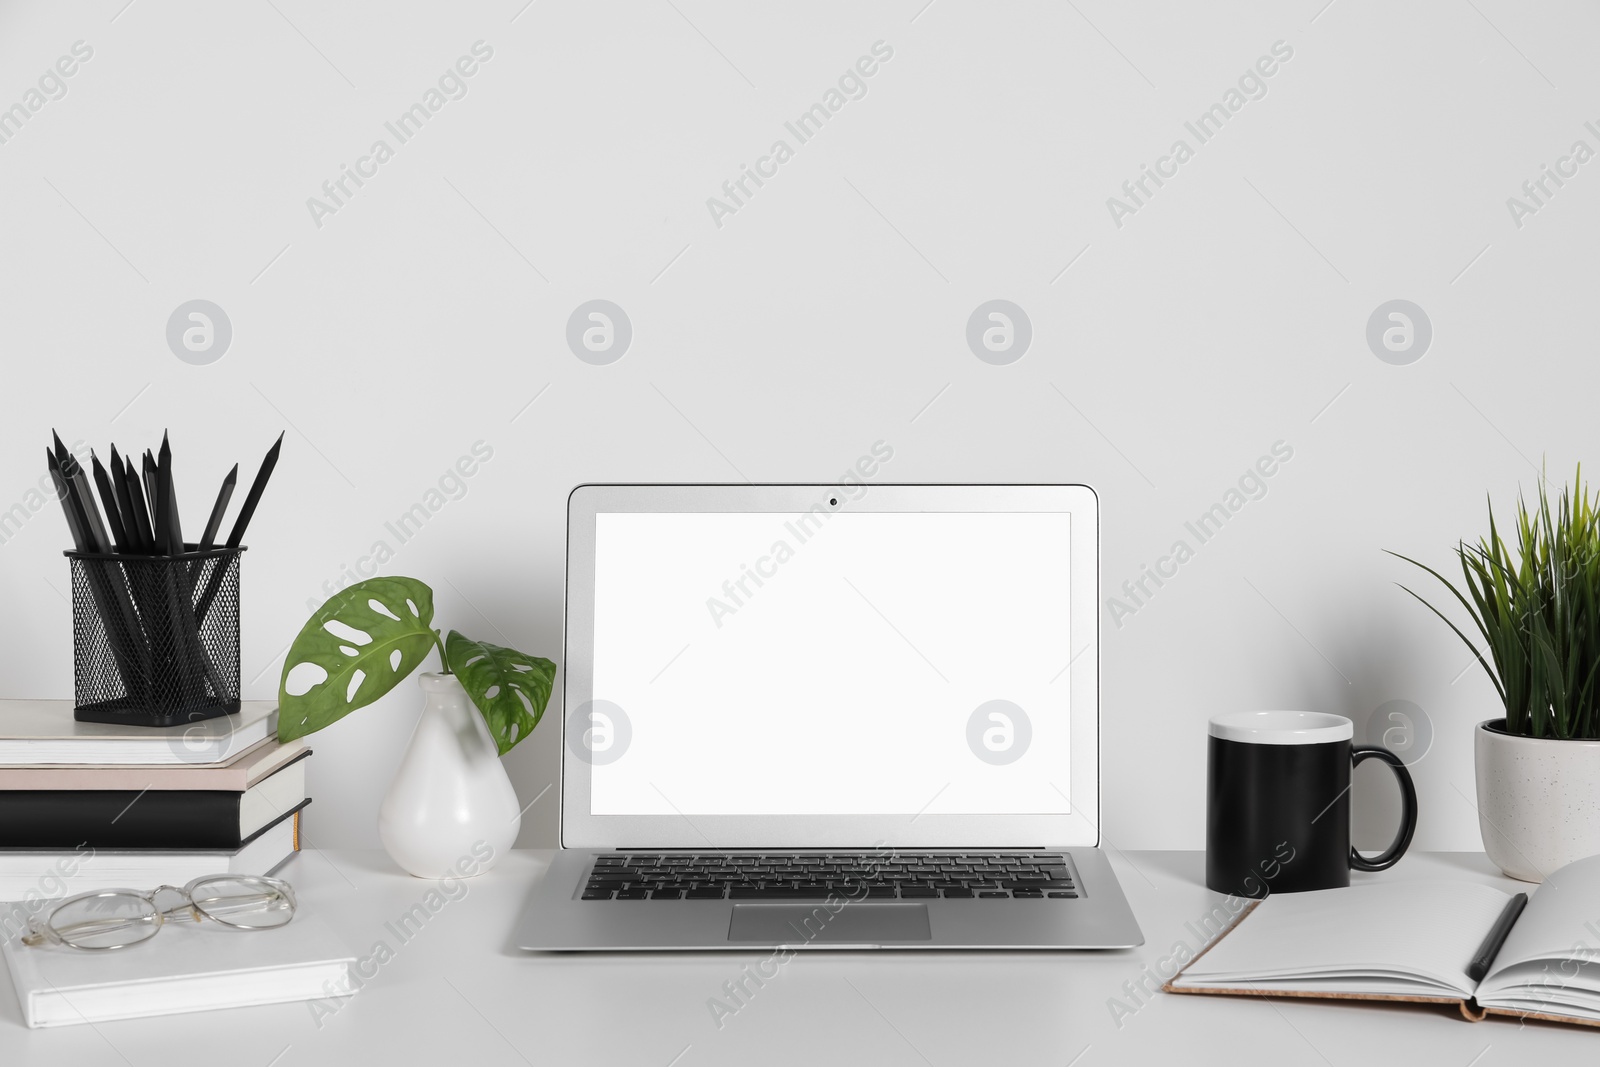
top-left (586, 510), bottom-right (1072, 818)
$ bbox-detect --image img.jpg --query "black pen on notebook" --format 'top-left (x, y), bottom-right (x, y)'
top-left (1468, 892), bottom-right (1528, 983)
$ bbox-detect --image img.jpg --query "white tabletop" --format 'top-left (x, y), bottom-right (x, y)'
top-left (2, 850), bottom-right (1592, 1064)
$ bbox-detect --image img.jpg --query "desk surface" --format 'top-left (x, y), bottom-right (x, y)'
top-left (2, 850), bottom-right (1592, 1064)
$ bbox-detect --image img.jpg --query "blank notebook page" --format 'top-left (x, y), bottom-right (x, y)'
top-left (1180, 881), bottom-right (1512, 994)
top-left (1484, 853), bottom-right (1600, 974)
top-left (1475, 853), bottom-right (1600, 1013)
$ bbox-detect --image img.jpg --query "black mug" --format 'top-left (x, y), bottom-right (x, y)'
top-left (1206, 711), bottom-right (1417, 898)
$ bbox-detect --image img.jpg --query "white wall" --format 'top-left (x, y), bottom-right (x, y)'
top-left (0, 1), bottom-right (1590, 853)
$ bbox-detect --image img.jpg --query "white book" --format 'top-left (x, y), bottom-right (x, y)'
top-left (2, 905), bottom-right (352, 1027)
top-left (0, 701), bottom-right (277, 766)
top-left (0, 736), bottom-right (307, 791)
top-left (0, 807), bottom-right (303, 903)
top-left (1167, 853), bottom-right (1600, 1028)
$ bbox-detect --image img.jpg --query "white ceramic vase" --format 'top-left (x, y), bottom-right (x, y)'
top-left (378, 672), bottom-right (520, 878)
top-left (1474, 719), bottom-right (1600, 882)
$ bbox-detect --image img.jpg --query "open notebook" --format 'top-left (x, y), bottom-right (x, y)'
top-left (1167, 854), bottom-right (1600, 1027)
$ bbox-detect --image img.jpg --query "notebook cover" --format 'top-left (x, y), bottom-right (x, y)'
top-left (0, 752), bottom-right (310, 849)
top-left (2, 909), bottom-right (353, 1027)
top-left (0, 800), bottom-right (309, 860)
top-left (0, 701), bottom-right (276, 766)
top-left (0, 738), bottom-right (307, 791)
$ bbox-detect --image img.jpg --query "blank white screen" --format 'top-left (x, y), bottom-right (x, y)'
top-left (589, 511), bottom-right (1071, 816)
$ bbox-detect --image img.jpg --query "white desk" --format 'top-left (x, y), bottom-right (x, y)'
top-left (2, 850), bottom-right (1592, 1064)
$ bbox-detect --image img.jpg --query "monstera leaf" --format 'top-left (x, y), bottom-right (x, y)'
top-left (278, 577), bottom-right (440, 742)
top-left (445, 630), bottom-right (555, 755)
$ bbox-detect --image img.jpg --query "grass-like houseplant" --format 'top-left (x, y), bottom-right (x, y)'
top-left (1393, 470), bottom-right (1600, 880)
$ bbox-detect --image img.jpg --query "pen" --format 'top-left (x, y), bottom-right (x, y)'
top-left (1468, 892), bottom-right (1528, 983)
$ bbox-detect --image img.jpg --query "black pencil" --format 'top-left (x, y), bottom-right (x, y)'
top-left (146, 451), bottom-right (167, 556)
top-left (49, 448), bottom-right (149, 701)
top-left (226, 431), bottom-right (283, 549)
top-left (90, 452), bottom-right (131, 554)
top-left (123, 454), bottom-right (157, 554)
top-left (156, 435), bottom-right (177, 556)
top-left (47, 450), bottom-right (89, 553)
top-left (55, 433), bottom-right (110, 554)
top-left (196, 432), bottom-right (281, 625)
top-left (198, 464), bottom-right (237, 552)
top-left (108, 446), bottom-right (144, 554)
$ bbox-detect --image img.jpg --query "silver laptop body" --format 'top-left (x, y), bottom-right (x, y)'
top-left (515, 483), bottom-right (1143, 950)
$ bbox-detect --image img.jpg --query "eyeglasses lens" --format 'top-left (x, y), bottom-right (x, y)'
top-left (51, 894), bottom-right (162, 950)
top-left (188, 877), bottom-right (295, 929)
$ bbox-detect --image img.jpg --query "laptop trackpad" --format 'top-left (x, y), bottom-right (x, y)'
top-left (728, 904), bottom-right (931, 944)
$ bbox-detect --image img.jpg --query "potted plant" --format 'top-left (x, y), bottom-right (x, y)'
top-left (276, 576), bottom-right (555, 879)
top-left (1393, 471), bottom-right (1600, 882)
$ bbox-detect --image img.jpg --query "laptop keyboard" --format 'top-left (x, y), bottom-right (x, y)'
top-left (579, 852), bottom-right (1078, 900)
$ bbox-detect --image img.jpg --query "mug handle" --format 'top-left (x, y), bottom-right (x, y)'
top-left (1349, 746), bottom-right (1418, 872)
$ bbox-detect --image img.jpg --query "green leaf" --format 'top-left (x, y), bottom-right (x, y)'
top-left (1387, 549), bottom-right (1495, 648)
top-left (1393, 582), bottom-right (1506, 705)
top-left (278, 577), bottom-right (439, 742)
top-left (1392, 466), bottom-right (1600, 739)
top-left (445, 630), bottom-right (555, 756)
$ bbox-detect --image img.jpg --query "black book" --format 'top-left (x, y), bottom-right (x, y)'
top-left (0, 756), bottom-right (309, 850)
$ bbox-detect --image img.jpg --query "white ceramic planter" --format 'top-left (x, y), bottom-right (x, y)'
top-left (1474, 719), bottom-right (1600, 882)
top-left (378, 673), bottom-right (521, 878)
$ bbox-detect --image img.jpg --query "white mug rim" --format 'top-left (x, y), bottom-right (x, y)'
top-left (1209, 710), bottom-right (1353, 745)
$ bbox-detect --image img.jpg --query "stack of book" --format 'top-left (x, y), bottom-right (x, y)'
top-left (0, 700), bottom-right (309, 900)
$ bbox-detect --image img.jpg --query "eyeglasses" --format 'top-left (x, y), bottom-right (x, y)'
top-left (21, 875), bottom-right (296, 951)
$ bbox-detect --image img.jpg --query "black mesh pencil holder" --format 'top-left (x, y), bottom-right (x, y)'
top-left (68, 546), bottom-right (244, 727)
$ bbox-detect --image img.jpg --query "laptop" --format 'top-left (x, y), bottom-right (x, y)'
top-left (514, 483), bottom-right (1143, 950)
